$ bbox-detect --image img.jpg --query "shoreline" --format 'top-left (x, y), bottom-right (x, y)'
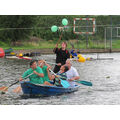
top-left (13, 48), bottom-right (120, 55)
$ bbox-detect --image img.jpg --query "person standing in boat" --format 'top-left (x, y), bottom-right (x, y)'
top-left (65, 59), bottom-right (80, 86)
top-left (19, 60), bottom-right (44, 84)
top-left (53, 42), bottom-right (70, 73)
top-left (38, 59), bottom-right (52, 83)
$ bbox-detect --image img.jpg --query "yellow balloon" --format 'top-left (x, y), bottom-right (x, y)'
top-left (19, 53), bottom-right (23, 57)
top-left (78, 57), bottom-right (86, 62)
top-left (77, 54), bottom-right (82, 58)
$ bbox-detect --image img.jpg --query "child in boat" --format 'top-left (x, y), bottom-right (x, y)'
top-left (44, 65), bottom-right (69, 87)
top-left (19, 60), bottom-right (44, 84)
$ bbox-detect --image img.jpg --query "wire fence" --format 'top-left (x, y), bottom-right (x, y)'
top-left (1, 21), bottom-right (120, 51)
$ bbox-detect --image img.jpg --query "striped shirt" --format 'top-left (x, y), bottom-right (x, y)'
top-left (54, 72), bottom-right (67, 86)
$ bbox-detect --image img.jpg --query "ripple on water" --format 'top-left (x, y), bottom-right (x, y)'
top-left (0, 53), bottom-right (120, 104)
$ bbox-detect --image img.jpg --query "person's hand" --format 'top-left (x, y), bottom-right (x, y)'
top-left (43, 60), bottom-right (46, 64)
top-left (56, 75), bottom-right (60, 78)
top-left (56, 44), bottom-right (58, 48)
top-left (33, 71), bottom-right (38, 75)
top-left (68, 78), bottom-right (74, 81)
top-left (19, 77), bottom-right (23, 81)
top-left (57, 63), bottom-right (61, 66)
top-left (47, 66), bottom-right (51, 71)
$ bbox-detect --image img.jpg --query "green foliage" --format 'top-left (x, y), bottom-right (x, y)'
top-left (0, 15), bottom-right (37, 45)
top-left (1, 15), bottom-right (120, 49)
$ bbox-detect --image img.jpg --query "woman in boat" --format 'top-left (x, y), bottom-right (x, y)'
top-left (44, 65), bottom-right (69, 87)
top-left (19, 60), bottom-right (44, 84)
top-left (53, 42), bottom-right (70, 73)
top-left (38, 59), bottom-right (52, 83)
top-left (65, 59), bottom-right (80, 86)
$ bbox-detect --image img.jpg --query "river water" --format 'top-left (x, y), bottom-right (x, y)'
top-left (0, 53), bottom-right (120, 105)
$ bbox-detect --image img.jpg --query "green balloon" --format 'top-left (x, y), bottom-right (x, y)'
top-left (62, 18), bottom-right (68, 26)
top-left (51, 25), bottom-right (58, 32)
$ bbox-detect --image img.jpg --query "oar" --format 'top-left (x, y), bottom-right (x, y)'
top-left (74, 80), bottom-right (93, 86)
top-left (45, 61), bottom-right (61, 66)
top-left (49, 69), bottom-right (70, 88)
top-left (0, 80), bottom-right (19, 94)
top-left (0, 72), bottom-right (34, 94)
top-left (45, 61), bottom-right (58, 66)
top-left (13, 72), bottom-right (34, 93)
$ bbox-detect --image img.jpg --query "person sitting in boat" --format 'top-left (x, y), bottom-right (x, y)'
top-left (38, 59), bottom-right (52, 83)
top-left (44, 65), bottom-right (69, 87)
top-left (19, 60), bottom-right (44, 84)
top-left (65, 59), bottom-right (80, 86)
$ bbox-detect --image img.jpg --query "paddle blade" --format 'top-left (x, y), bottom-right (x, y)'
top-left (0, 86), bottom-right (6, 91)
top-left (61, 80), bottom-right (70, 88)
top-left (13, 86), bottom-right (22, 93)
top-left (76, 80), bottom-right (92, 86)
top-left (0, 86), bottom-right (8, 91)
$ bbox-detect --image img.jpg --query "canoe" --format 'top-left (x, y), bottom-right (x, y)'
top-left (21, 81), bottom-right (80, 96)
top-left (5, 56), bottom-right (32, 60)
top-left (18, 56), bottom-right (32, 60)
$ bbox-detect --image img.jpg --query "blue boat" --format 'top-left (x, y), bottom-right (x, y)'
top-left (21, 81), bottom-right (80, 96)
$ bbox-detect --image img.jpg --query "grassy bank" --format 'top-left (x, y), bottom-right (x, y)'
top-left (0, 39), bottom-right (120, 50)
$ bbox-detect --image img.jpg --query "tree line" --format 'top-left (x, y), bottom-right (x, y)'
top-left (0, 15), bottom-right (120, 46)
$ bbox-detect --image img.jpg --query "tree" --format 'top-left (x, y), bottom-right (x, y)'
top-left (0, 15), bottom-right (37, 45)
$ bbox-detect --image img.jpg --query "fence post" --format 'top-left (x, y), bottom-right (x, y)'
top-left (110, 16), bottom-right (112, 53)
top-left (104, 27), bottom-right (106, 49)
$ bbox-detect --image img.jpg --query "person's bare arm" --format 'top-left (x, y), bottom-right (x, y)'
top-left (33, 71), bottom-right (44, 77)
top-left (68, 76), bottom-right (80, 81)
top-left (47, 67), bottom-right (55, 80)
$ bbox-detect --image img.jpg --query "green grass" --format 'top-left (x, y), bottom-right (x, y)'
top-left (112, 40), bottom-right (120, 49)
top-left (1, 40), bottom-right (120, 50)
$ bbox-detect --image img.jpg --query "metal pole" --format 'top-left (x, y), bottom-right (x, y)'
top-left (110, 16), bottom-right (112, 53)
top-left (104, 27), bottom-right (106, 49)
top-left (86, 15), bottom-right (88, 49)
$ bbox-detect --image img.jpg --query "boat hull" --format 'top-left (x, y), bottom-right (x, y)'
top-left (21, 81), bottom-right (80, 96)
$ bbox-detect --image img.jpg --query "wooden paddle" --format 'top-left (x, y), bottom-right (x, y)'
top-left (49, 69), bottom-right (70, 88)
top-left (0, 72), bottom-right (34, 94)
top-left (13, 72), bottom-right (34, 93)
top-left (45, 61), bottom-right (60, 66)
top-left (0, 80), bottom-right (19, 94)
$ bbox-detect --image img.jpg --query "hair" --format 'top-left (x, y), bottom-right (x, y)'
top-left (64, 65), bottom-right (69, 72)
top-left (62, 41), bottom-right (67, 47)
top-left (30, 60), bottom-right (36, 67)
top-left (66, 59), bottom-right (72, 65)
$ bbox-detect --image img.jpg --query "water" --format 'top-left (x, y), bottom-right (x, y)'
top-left (0, 53), bottom-right (120, 105)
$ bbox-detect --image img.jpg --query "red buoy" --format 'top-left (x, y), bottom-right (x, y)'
top-left (0, 48), bottom-right (5, 58)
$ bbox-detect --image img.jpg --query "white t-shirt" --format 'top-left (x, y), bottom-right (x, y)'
top-left (66, 66), bottom-right (79, 86)
top-left (66, 66), bottom-right (79, 80)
